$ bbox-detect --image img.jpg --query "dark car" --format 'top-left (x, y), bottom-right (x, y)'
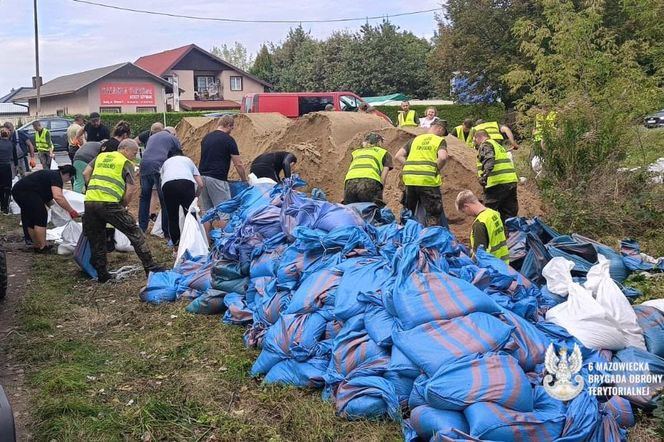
top-left (17, 117), bottom-right (73, 152)
top-left (644, 109), bottom-right (664, 128)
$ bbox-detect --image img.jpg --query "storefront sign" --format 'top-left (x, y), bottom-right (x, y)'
top-left (99, 83), bottom-right (155, 105)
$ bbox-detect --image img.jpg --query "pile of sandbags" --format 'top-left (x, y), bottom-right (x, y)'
top-left (141, 175), bottom-right (664, 442)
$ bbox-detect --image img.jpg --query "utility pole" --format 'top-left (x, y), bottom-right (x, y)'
top-left (33, 0), bottom-right (41, 116)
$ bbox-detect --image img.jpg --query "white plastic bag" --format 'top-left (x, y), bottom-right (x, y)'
top-left (50, 189), bottom-right (86, 227)
top-left (585, 256), bottom-right (646, 350)
top-left (542, 257), bottom-right (575, 296)
top-left (114, 230), bottom-right (134, 252)
top-left (50, 157), bottom-right (59, 170)
top-left (57, 220), bottom-right (83, 255)
top-left (546, 282), bottom-right (627, 350)
top-left (642, 299), bottom-right (664, 313)
top-left (151, 209), bottom-right (185, 238)
top-left (175, 198), bottom-right (209, 265)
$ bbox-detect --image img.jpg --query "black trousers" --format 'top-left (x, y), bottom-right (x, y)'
top-left (404, 185), bottom-right (449, 228)
top-left (0, 163), bottom-right (12, 213)
top-left (484, 183), bottom-right (519, 224)
top-left (162, 180), bottom-right (196, 246)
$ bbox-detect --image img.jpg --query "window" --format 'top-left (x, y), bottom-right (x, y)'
top-left (137, 107), bottom-right (157, 113)
top-left (340, 95), bottom-right (359, 112)
top-left (99, 107), bottom-right (121, 113)
top-left (298, 96), bottom-right (334, 116)
top-left (230, 76), bottom-right (243, 91)
top-left (50, 120), bottom-right (69, 131)
top-left (195, 76), bottom-right (218, 99)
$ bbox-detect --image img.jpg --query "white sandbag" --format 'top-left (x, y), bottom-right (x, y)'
top-left (9, 200), bottom-right (20, 214)
top-left (50, 158), bottom-right (59, 170)
top-left (150, 211), bottom-right (164, 238)
top-left (114, 229), bottom-right (134, 252)
top-left (57, 220), bottom-right (83, 255)
top-left (546, 282), bottom-right (627, 350)
top-left (175, 198), bottom-right (209, 265)
top-left (642, 299), bottom-right (664, 314)
top-left (585, 256), bottom-right (646, 350)
top-left (50, 190), bottom-right (86, 227)
top-left (50, 204), bottom-right (70, 227)
top-left (542, 257), bottom-right (575, 296)
top-left (46, 225), bottom-right (67, 241)
top-left (248, 173), bottom-right (277, 186)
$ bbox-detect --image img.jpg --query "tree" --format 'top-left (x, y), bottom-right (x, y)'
top-left (270, 26), bottom-right (321, 91)
top-left (211, 42), bottom-right (254, 71)
top-left (249, 45), bottom-right (274, 85)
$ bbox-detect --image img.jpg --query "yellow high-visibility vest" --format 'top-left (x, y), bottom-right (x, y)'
top-left (477, 139), bottom-right (518, 188)
top-left (345, 146), bottom-right (387, 183)
top-left (471, 208), bottom-right (509, 263)
top-left (402, 133), bottom-right (444, 187)
top-left (455, 125), bottom-right (474, 147)
top-left (474, 121), bottom-right (504, 141)
top-left (398, 110), bottom-right (417, 127)
top-left (34, 128), bottom-right (52, 152)
top-left (85, 152), bottom-right (128, 203)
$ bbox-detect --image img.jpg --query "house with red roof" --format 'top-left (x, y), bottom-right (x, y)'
top-left (135, 44), bottom-right (271, 111)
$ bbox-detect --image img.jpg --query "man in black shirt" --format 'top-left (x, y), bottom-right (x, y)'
top-left (76, 112), bottom-right (111, 143)
top-left (250, 151), bottom-right (297, 183)
top-left (198, 115), bottom-right (247, 217)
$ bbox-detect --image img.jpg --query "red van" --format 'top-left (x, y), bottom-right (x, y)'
top-left (241, 92), bottom-right (391, 123)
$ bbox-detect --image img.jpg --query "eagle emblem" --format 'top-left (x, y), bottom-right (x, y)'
top-left (543, 343), bottom-right (584, 401)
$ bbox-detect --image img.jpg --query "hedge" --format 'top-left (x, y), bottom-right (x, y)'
top-left (374, 104), bottom-right (506, 129)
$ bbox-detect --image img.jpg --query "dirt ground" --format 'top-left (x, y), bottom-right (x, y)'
top-left (177, 112), bottom-right (542, 239)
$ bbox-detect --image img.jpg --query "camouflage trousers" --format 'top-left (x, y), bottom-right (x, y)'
top-left (83, 202), bottom-right (157, 280)
top-left (343, 178), bottom-right (385, 207)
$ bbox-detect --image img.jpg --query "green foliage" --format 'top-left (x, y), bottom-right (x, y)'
top-left (249, 44), bottom-right (274, 85)
top-left (375, 104), bottom-right (505, 129)
top-left (210, 41), bottom-right (254, 71)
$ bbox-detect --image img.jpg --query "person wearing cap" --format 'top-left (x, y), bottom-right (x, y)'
top-left (395, 119), bottom-right (449, 227)
top-left (397, 101), bottom-right (419, 127)
top-left (453, 118), bottom-right (475, 148)
top-left (473, 129), bottom-right (518, 223)
top-left (67, 114), bottom-right (85, 163)
top-left (455, 189), bottom-right (509, 263)
top-left (249, 151), bottom-right (297, 183)
top-left (83, 139), bottom-right (165, 282)
top-left (343, 133), bottom-right (393, 206)
top-left (138, 126), bottom-right (182, 236)
top-left (76, 112), bottom-right (111, 143)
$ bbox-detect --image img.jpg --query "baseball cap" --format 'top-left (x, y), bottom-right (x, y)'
top-left (431, 118), bottom-right (447, 128)
top-left (365, 132), bottom-right (384, 144)
top-left (89, 112), bottom-right (100, 119)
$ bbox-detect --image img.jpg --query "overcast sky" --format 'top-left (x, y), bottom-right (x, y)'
top-left (0, 0), bottom-right (441, 94)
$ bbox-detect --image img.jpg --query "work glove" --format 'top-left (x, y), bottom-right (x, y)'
top-left (29, 158), bottom-right (36, 168)
top-left (69, 210), bottom-right (80, 219)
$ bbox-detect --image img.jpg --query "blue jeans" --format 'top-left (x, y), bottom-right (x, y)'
top-left (139, 173), bottom-right (169, 237)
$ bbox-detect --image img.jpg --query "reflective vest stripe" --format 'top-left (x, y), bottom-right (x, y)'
top-left (344, 146), bottom-right (387, 183)
top-left (476, 139), bottom-right (518, 188)
top-left (85, 151), bottom-right (128, 203)
top-left (471, 208), bottom-right (509, 263)
top-left (398, 110), bottom-right (417, 127)
top-left (474, 122), bottom-right (504, 141)
top-left (34, 129), bottom-right (51, 152)
top-left (402, 134), bottom-right (443, 187)
top-left (90, 174), bottom-right (125, 188)
top-left (86, 185), bottom-right (123, 201)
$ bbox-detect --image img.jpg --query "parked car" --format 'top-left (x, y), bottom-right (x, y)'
top-left (644, 109), bottom-right (664, 128)
top-left (17, 117), bottom-right (73, 152)
top-left (241, 92), bottom-right (391, 123)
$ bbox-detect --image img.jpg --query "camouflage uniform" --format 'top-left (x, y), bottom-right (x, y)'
top-left (343, 178), bottom-right (385, 207)
top-left (83, 202), bottom-right (159, 280)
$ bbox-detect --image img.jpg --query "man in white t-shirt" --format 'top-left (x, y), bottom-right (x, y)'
top-left (160, 153), bottom-right (204, 246)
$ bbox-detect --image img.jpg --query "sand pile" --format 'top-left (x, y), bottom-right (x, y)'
top-left (175, 112), bottom-right (542, 238)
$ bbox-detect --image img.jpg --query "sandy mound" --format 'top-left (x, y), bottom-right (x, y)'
top-left (175, 112), bottom-right (542, 239)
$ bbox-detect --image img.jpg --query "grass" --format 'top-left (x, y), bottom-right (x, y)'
top-left (4, 220), bottom-right (400, 441)
top-left (625, 127), bottom-right (664, 169)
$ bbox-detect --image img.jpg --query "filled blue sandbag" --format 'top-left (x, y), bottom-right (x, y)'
top-left (73, 233), bottom-right (98, 279)
top-left (222, 292), bottom-right (253, 325)
top-left (334, 258), bottom-right (390, 320)
top-left (500, 310), bottom-right (550, 371)
top-left (186, 259), bottom-right (213, 292)
top-left (185, 289), bottom-right (226, 315)
top-left (139, 271), bottom-right (181, 304)
top-left (393, 270), bottom-right (501, 329)
top-left (408, 374), bottom-right (428, 409)
top-left (633, 305), bottom-right (664, 357)
top-left (410, 406), bottom-right (469, 441)
top-left (392, 312), bottom-right (514, 376)
top-left (620, 239), bottom-right (664, 272)
top-left (389, 346), bottom-right (420, 379)
top-left (556, 391), bottom-right (599, 442)
top-left (250, 245), bottom-right (286, 279)
top-left (589, 414), bottom-right (627, 442)
top-left (425, 352), bottom-right (533, 412)
top-left (464, 386), bottom-right (566, 441)
top-left (383, 370), bottom-right (414, 406)
top-left (264, 357), bottom-right (328, 388)
top-left (601, 396), bottom-right (635, 428)
top-left (364, 303), bottom-right (394, 347)
top-left (572, 233), bottom-right (630, 282)
top-left (228, 180), bottom-right (250, 197)
top-left (611, 348), bottom-right (664, 409)
top-left (252, 279), bottom-right (290, 326)
top-left (285, 268), bottom-right (342, 314)
top-left (335, 375), bottom-right (400, 420)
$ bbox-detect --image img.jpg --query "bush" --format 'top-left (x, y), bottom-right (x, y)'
top-left (374, 104), bottom-right (505, 129)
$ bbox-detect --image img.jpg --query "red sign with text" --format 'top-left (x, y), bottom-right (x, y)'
top-left (99, 83), bottom-right (156, 105)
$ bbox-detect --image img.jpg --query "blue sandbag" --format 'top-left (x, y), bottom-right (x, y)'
top-left (633, 305), bottom-right (664, 357)
top-left (408, 374), bottom-right (428, 409)
top-left (383, 370), bottom-right (414, 406)
top-left (589, 414), bottom-right (626, 442)
top-left (335, 375), bottom-right (400, 420)
top-left (364, 303), bottom-right (394, 347)
top-left (393, 270), bottom-right (501, 329)
top-left (556, 391), bottom-right (599, 442)
top-left (185, 289), bottom-right (226, 315)
top-left (425, 352), bottom-right (534, 412)
top-left (228, 180), bottom-right (249, 197)
top-left (73, 233), bottom-right (98, 279)
top-left (620, 239), bottom-right (664, 272)
top-left (139, 271), bottom-right (181, 304)
top-left (611, 348), bottom-right (664, 409)
top-left (500, 310), bottom-right (550, 371)
top-left (389, 346), bottom-right (420, 379)
top-left (601, 396), bottom-right (635, 428)
top-left (264, 357), bottom-right (328, 388)
top-left (392, 312), bottom-right (514, 376)
top-left (410, 406), bottom-right (469, 441)
top-left (285, 268), bottom-right (342, 314)
top-left (464, 386), bottom-right (566, 441)
top-left (334, 258), bottom-right (390, 321)
top-left (222, 292), bottom-right (253, 325)
top-left (572, 233), bottom-right (630, 282)
top-left (252, 279), bottom-right (290, 326)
